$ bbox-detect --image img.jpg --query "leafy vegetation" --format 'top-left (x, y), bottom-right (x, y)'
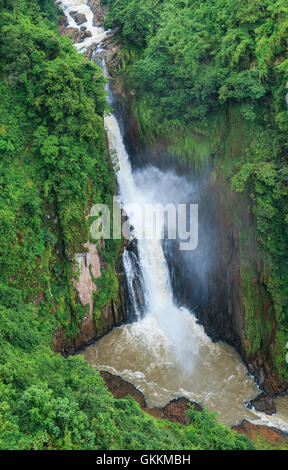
top-left (0, 307), bottom-right (254, 449)
top-left (104, 0), bottom-right (288, 384)
top-left (0, 0), bottom-right (119, 340)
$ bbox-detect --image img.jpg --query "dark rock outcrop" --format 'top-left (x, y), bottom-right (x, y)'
top-left (100, 371), bottom-right (147, 408)
top-left (249, 393), bottom-right (276, 416)
top-left (70, 11), bottom-right (87, 26)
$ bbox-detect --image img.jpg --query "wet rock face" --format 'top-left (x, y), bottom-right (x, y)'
top-left (249, 393), bottom-right (276, 416)
top-left (88, 0), bottom-right (107, 26)
top-left (188, 176), bottom-right (287, 396)
top-left (101, 30), bottom-right (122, 77)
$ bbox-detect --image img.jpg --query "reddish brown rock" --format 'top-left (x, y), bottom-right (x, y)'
top-left (146, 398), bottom-right (202, 425)
top-left (233, 420), bottom-right (288, 450)
top-left (100, 371), bottom-right (147, 408)
top-left (161, 397), bottom-right (202, 424)
top-left (61, 26), bottom-right (86, 43)
top-left (100, 371), bottom-right (202, 425)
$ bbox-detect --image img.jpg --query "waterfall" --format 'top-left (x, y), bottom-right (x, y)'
top-left (104, 109), bottom-right (199, 367)
top-left (60, 0), bottom-right (200, 366)
top-left (60, 0), bottom-right (288, 431)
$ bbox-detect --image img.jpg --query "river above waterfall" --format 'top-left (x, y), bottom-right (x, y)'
top-left (60, 0), bottom-right (288, 433)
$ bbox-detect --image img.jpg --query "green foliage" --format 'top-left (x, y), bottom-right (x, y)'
top-left (93, 268), bottom-right (119, 325)
top-left (0, 301), bottom-right (254, 450)
top-left (240, 268), bottom-right (274, 357)
top-left (231, 130), bottom-right (288, 381)
top-left (106, 0), bottom-right (286, 124)
top-left (0, 336), bottom-right (255, 450)
top-left (0, 0), bottom-right (116, 338)
top-left (104, 0), bottom-right (157, 48)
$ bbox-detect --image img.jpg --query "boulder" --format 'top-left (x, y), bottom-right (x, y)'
top-left (146, 398), bottom-right (202, 425)
top-left (250, 393), bottom-right (276, 415)
top-left (161, 397), bottom-right (202, 425)
top-left (70, 11), bottom-right (87, 25)
top-left (100, 371), bottom-right (147, 408)
top-left (61, 27), bottom-right (86, 44)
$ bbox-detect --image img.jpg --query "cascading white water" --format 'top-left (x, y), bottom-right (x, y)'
top-left (61, 0), bottom-right (107, 51)
top-left (61, 0), bottom-right (288, 430)
top-left (104, 112), bottom-right (199, 366)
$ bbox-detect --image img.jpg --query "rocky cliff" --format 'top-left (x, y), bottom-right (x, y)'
top-left (54, 239), bottom-right (127, 356)
top-left (53, 2), bottom-right (128, 355)
top-left (116, 90), bottom-right (288, 396)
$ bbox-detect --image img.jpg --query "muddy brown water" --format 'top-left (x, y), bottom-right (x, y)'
top-left (83, 314), bottom-right (288, 430)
